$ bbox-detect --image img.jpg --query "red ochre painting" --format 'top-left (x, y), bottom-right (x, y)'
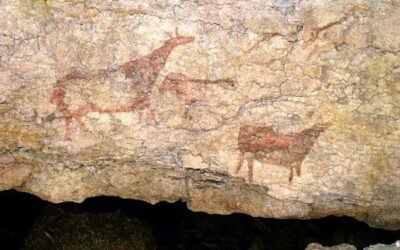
top-left (50, 29), bottom-right (237, 139)
top-left (50, 29), bottom-right (194, 139)
top-left (48, 29), bottom-right (329, 185)
top-left (235, 123), bottom-right (330, 183)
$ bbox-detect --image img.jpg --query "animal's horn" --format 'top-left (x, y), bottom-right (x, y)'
top-left (175, 27), bottom-right (181, 37)
top-left (165, 31), bottom-right (173, 39)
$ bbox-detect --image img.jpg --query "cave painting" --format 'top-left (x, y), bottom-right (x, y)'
top-left (158, 72), bottom-right (236, 119)
top-left (0, 165), bottom-right (17, 178)
top-left (50, 29), bottom-right (195, 139)
top-left (235, 123), bottom-right (330, 183)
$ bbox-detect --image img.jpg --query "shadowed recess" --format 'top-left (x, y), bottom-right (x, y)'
top-left (0, 190), bottom-right (399, 250)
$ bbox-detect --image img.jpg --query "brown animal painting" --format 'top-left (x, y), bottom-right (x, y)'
top-left (235, 123), bottom-right (330, 183)
top-left (158, 72), bottom-right (236, 119)
top-left (50, 29), bottom-right (195, 139)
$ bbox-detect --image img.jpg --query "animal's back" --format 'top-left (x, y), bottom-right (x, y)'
top-left (60, 69), bottom-right (143, 113)
top-left (238, 125), bottom-right (276, 153)
top-left (122, 58), bottom-right (160, 93)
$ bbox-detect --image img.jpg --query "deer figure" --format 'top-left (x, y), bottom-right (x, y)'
top-left (235, 123), bottom-right (330, 183)
top-left (50, 28), bottom-right (195, 139)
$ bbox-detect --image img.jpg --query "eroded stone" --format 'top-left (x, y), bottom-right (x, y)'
top-left (0, 0), bottom-right (399, 230)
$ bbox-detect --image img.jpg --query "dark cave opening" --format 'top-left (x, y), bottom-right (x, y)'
top-left (0, 190), bottom-right (399, 250)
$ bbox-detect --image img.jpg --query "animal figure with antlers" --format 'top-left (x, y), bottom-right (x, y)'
top-left (50, 29), bottom-right (195, 139)
top-left (235, 123), bottom-right (330, 183)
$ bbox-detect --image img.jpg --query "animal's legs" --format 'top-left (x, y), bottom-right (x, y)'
top-left (75, 116), bottom-right (86, 129)
top-left (148, 104), bottom-right (158, 124)
top-left (138, 111), bottom-right (144, 123)
top-left (235, 152), bottom-right (244, 174)
top-left (183, 102), bottom-right (196, 120)
top-left (289, 167), bottom-right (294, 183)
top-left (246, 154), bottom-right (254, 183)
top-left (64, 117), bottom-right (72, 140)
top-left (183, 106), bottom-right (190, 120)
top-left (295, 165), bottom-right (301, 176)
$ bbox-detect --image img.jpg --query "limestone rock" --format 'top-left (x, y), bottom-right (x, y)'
top-left (305, 243), bottom-right (357, 250)
top-left (364, 241), bottom-right (400, 250)
top-left (0, 0), bottom-right (399, 230)
top-left (306, 242), bottom-right (400, 250)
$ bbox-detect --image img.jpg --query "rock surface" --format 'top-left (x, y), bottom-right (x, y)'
top-left (305, 243), bottom-right (357, 250)
top-left (0, 0), bottom-right (399, 230)
top-left (364, 241), bottom-right (400, 250)
top-left (306, 242), bottom-right (400, 250)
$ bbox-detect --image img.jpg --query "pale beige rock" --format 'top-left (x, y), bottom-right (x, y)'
top-left (0, 0), bottom-right (400, 230)
top-left (0, 164), bottom-right (32, 190)
top-left (305, 243), bottom-right (357, 250)
top-left (364, 241), bottom-right (400, 250)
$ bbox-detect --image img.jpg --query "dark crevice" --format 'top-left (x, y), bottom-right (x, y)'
top-left (0, 190), bottom-right (399, 250)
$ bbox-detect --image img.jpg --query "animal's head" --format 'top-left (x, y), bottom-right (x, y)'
top-left (219, 79), bottom-right (237, 90)
top-left (290, 122), bottom-right (331, 142)
top-left (166, 28), bottom-right (195, 46)
top-left (300, 122), bottom-right (331, 138)
top-left (312, 122), bottom-right (331, 133)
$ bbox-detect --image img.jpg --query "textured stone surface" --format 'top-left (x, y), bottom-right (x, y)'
top-left (364, 241), bottom-right (400, 250)
top-left (0, 0), bottom-right (399, 229)
top-left (305, 243), bottom-right (357, 250)
top-left (306, 242), bottom-right (400, 250)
